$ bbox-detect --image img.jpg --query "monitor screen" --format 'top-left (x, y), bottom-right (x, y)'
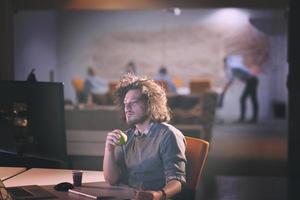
top-left (0, 81), bottom-right (67, 168)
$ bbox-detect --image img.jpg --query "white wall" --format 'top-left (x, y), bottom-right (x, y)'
top-left (14, 11), bottom-right (58, 82)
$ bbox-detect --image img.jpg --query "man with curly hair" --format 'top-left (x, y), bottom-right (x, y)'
top-left (103, 74), bottom-right (186, 200)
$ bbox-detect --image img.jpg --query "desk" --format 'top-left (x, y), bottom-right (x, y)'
top-left (3, 168), bottom-right (104, 187)
top-left (44, 182), bottom-right (135, 200)
top-left (3, 168), bottom-right (134, 200)
top-left (0, 167), bottom-right (26, 181)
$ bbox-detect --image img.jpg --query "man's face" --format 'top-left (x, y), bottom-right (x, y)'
top-left (123, 89), bottom-right (149, 126)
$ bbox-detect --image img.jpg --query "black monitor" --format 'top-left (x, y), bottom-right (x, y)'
top-left (0, 81), bottom-right (67, 168)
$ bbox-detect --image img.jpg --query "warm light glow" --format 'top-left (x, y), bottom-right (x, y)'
top-left (203, 8), bottom-right (250, 27)
top-left (173, 8), bottom-right (181, 16)
top-left (165, 7), bottom-right (181, 16)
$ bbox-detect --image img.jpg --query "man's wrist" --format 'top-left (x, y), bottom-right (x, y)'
top-left (160, 189), bottom-right (166, 200)
top-left (105, 144), bottom-right (115, 152)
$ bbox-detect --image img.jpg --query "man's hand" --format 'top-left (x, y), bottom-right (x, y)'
top-left (135, 190), bottom-right (163, 200)
top-left (103, 129), bottom-right (123, 184)
top-left (105, 129), bottom-right (122, 152)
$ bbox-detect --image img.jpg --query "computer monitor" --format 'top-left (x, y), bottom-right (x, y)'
top-left (0, 81), bottom-right (67, 168)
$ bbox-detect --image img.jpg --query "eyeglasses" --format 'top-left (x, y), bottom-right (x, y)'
top-left (124, 97), bottom-right (144, 108)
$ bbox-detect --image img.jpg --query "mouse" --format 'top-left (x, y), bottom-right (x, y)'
top-left (53, 182), bottom-right (74, 192)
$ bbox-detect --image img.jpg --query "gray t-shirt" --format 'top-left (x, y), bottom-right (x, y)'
top-left (114, 122), bottom-right (186, 190)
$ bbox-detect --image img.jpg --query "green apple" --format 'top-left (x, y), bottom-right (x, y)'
top-left (116, 130), bottom-right (128, 145)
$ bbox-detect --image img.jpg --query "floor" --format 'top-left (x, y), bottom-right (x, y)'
top-left (197, 119), bottom-right (288, 200)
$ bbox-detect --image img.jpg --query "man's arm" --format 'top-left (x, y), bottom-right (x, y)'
top-left (103, 130), bottom-right (122, 185)
top-left (218, 80), bottom-right (233, 108)
top-left (161, 179), bottom-right (182, 198)
top-left (222, 79), bottom-right (233, 94)
top-left (136, 179), bottom-right (182, 200)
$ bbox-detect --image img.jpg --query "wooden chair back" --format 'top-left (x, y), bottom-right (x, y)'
top-left (185, 136), bottom-right (209, 190)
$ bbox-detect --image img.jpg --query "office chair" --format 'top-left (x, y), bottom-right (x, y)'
top-left (175, 136), bottom-right (209, 200)
top-left (72, 78), bottom-right (85, 103)
top-left (189, 78), bottom-right (211, 93)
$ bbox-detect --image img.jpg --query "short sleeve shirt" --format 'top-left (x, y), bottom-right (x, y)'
top-left (83, 75), bottom-right (108, 95)
top-left (114, 122), bottom-right (186, 190)
top-left (225, 55), bottom-right (255, 82)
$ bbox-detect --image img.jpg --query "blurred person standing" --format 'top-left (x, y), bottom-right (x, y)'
top-left (219, 54), bottom-right (259, 123)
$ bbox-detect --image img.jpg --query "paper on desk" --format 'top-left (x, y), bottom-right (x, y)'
top-left (69, 185), bottom-right (135, 199)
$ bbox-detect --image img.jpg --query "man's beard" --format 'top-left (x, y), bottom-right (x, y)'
top-left (126, 112), bottom-right (150, 127)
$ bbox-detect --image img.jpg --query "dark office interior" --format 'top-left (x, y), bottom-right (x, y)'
top-left (1, 0), bottom-right (299, 200)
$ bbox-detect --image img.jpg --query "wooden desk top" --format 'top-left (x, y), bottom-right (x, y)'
top-left (0, 167), bottom-right (27, 181)
top-left (3, 168), bottom-right (104, 187)
top-left (43, 182), bottom-right (135, 200)
top-left (2, 167), bottom-right (134, 199)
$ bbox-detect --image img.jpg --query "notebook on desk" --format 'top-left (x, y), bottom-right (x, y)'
top-left (68, 184), bottom-right (135, 200)
top-left (0, 179), bottom-right (57, 200)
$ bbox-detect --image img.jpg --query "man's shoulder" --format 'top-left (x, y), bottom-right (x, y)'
top-left (154, 122), bottom-right (172, 131)
top-left (154, 122), bottom-right (184, 138)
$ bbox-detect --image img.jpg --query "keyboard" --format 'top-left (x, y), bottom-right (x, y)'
top-left (7, 187), bottom-right (34, 197)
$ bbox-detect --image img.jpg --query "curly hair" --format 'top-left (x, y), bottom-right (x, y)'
top-left (114, 73), bottom-right (171, 123)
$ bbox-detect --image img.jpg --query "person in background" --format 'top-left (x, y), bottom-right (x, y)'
top-left (103, 74), bottom-right (186, 200)
top-left (125, 61), bottom-right (137, 75)
top-left (154, 66), bottom-right (177, 94)
top-left (82, 67), bottom-right (109, 105)
top-left (26, 68), bottom-right (37, 82)
top-left (219, 54), bottom-right (259, 123)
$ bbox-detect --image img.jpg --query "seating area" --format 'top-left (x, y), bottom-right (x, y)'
top-left (189, 78), bottom-right (212, 93)
top-left (168, 92), bottom-right (218, 141)
top-left (69, 77), bottom-right (219, 143)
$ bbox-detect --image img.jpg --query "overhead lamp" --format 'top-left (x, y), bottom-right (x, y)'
top-left (166, 7), bottom-right (181, 16)
top-left (173, 8), bottom-right (181, 16)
